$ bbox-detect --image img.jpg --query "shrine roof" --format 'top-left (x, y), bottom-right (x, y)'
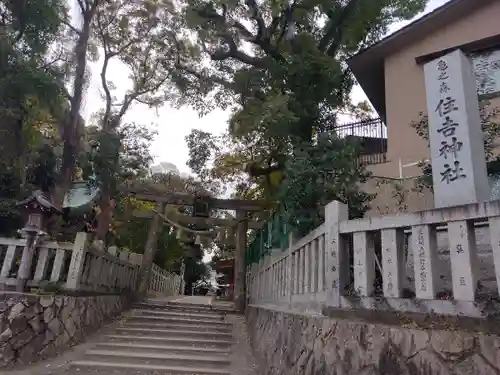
top-left (17, 190), bottom-right (62, 214)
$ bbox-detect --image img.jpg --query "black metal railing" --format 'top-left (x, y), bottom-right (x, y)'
top-left (329, 118), bottom-right (387, 165)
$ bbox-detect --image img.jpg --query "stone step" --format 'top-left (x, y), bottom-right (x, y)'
top-left (136, 302), bottom-right (217, 313)
top-left (147, 299), bottom-right (213, 307)
top-left (113, 327), bottom-right (233, 340)
top-left (135, 304), bottom-right (223, 313)
top-left (145, 301), bottom-right (236, 313)
top-left (70, 360), bottom-right (231, 375)
top-left (124, 321), bottom-right (232, 332)
top-left (83, 350), bottom-right (231, 369)
top-left (132, 309), bottom-right (225, 320)
top-left (104, 334), bottom-right (233, 348)
top-left (94, 341), bottom-right (231, 356)
top-left (126, 314), bottom-right (232, 327)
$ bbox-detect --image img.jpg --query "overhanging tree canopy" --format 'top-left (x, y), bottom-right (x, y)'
top-left (175, 0), bottom-right (428, 233)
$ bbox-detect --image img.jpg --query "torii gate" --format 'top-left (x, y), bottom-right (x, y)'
top-left (130, 190), bottom-right (270, 311)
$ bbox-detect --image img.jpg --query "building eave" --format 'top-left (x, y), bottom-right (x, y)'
top-left (347, 0), bottom-right (495, 122)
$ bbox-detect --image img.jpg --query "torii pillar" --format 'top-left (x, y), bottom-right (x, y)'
top-left (234, 210), bottom-right (248, 312)
top-left (136, 202), bottom-right (165, 299)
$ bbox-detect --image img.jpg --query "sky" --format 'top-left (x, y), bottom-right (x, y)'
top-left (78, 0), bottom-right (451, 176)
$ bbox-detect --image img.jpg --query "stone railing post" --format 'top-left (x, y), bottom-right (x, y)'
top-left (259, 257), bottom-right (265, 302)
top-left (448, 220), bottom-right (478, 301)
top-left (412, 224), bottom-right (438, 299)
top-left (488, 216), bottom-right (500, 297)
top-left (106, 246), bottom-right (117, 289)
top-left (119, 252), bottom-right (129, 290)
top-left (65, 232), bottom-right (89, 290)
top-left (324, 201), bottom-right (348, 308)
top-left (381, 228), bottom-right (406, 298)
top-left (179, 261), bottom-right (185, 295)
top-left (353, 231), bottom-right (376, 297)
top-left (128, 253), bottom-right (141, 291)
top-left (287, 233), bottom-right (295, 308)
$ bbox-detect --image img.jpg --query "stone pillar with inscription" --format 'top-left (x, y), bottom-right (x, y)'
top-left (423, 49), bottom-right (490, 208)
top-left (324, 201), bottom-right (348, 307)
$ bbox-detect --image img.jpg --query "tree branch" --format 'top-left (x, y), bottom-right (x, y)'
top-left (210, 32), bottom-right (265, 67)
top-left (100, 54), bottom-right (113, 128)
top-left (196, 6), bottom-right (254, 41)
top-left (170, 31), bottom-right (236, 92)
top-left (61, 18), bottom-right (81, 35)
top-left (76, 0), bottom-right (87, 14)
top-left (94, 12), bottom-right (114, 128)
top-left (318, 0), bottom-right (360, 55)
top-left (244, 0), bottom-right (266, 41)
top-left (195, 6), bottom-right (272, 67)
top-left (177, 63), bottom-right (235, 92)
top-left (244, 0), bottom-right (288, 63)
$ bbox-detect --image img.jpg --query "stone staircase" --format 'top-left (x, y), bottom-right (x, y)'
top-left (69, 300), bottom-right (235, 374)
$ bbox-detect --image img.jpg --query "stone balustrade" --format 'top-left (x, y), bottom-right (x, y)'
top-left (0, 232), bottom-right (143, 293)
top-left (148, 263), bottom-right (183, 296)
top-left (248, 225), bottom-right (327, 312)
top-left (0, 237), bottom-right (71, 289)
top-left (248, 200), bottom-right (500, 317)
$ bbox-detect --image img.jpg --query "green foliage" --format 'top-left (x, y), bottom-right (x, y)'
top-left (111, 195), bottom-right (185, 270)
top-left (79, 121), bottom-right (157, 238)
top-left (183, 247), bottom-right (209, 295)
top-left (181, 0), bottom-right (428, 228)
top-left (411, 99), bottom-right (500, 189)
top-left (1, 0), bottom-right (65, 56)
top-left (281, 133), bottom-right (373, 235)
top-left (0, 0), bottom-right (66, 236)
top-left (186, 129), bottom-right (219, 177)
top-left (27, 144), bottom-right (59, 192)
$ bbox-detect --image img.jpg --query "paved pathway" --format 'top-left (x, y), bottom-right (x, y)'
top-left (3, 297), bottom-right (260, 375)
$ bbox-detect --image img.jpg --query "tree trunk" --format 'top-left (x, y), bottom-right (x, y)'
top-left (53, 11), bottom-right (94, 208)
top-left (234, 210), bottom-right (248, 312)
top-left (53, 152), bottom-right (75, 207)
top-left (136, 202), bottom-right (165, 299)
top-left (96, 184), bottom-right (112, 241)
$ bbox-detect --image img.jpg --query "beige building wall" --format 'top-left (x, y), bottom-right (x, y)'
top-left (380, 1), bottom-right (500, 179)
top-left (362, 2), bottom-right (500, 216)
top-left (362, 177), bottom-right (433, 217)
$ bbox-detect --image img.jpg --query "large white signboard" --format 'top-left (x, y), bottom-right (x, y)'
top-left (424, 49), bottom-right (490, 208)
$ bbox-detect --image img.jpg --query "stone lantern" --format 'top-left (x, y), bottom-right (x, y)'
top-left (16, 190), bottom-right (61, 291)
top-left (17, 190), bottom-right (61, 239)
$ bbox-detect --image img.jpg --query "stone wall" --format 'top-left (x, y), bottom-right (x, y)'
top-left (362, 177), bottom-right (433, 216)
top-left (0, 292), bottom-right (129, 367)
top-left (247, 305), bottom-right (500, 375)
